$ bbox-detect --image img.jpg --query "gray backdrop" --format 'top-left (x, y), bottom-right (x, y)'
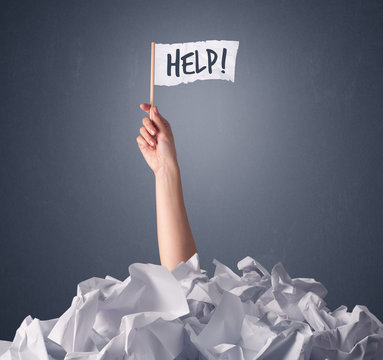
top-left (1, 0), bottom-right (382, 340)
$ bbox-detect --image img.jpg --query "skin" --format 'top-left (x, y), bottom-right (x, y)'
top-left (136, 103), bottom-right (198, 271)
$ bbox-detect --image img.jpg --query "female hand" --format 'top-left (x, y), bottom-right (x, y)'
top-left (136, 104), bottom-right (178, 175)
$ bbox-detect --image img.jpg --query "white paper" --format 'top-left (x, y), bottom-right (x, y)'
top-left (1, 253), bottom-right (383, 359)
top-left (154, 40), bottom-right (239, 86)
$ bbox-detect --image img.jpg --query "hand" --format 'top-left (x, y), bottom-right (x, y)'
top-left (136, 103), bottom-right (178, 176)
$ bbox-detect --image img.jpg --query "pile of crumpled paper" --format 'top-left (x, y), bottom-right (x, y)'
top-left (1, 253), bottom-right (382, 359)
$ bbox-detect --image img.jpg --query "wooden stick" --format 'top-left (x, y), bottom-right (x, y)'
top-left (150, 42), bottom-right (155, 118)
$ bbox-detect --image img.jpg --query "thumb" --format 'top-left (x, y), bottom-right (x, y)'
top-left (150, 105), bottom-right (166, 132)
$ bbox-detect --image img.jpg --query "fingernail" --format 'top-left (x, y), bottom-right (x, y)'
top-left (149, 140), bottom-right (154, 146)
top-left (153, 106), bottom-right (158, 114)
top-left (150, 129), bottom-right (156, 135)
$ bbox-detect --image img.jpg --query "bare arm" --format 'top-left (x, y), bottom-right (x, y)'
top-left (136, 104), bottom-right (197, 271)
top-left (155, 162), bottom-right (197, 271)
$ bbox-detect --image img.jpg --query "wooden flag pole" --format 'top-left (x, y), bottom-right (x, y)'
top-left (150, 42), bottom-right (155, 119)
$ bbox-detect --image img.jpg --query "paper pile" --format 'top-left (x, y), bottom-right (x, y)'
top-left (1, 254), bottom-right (382, 359)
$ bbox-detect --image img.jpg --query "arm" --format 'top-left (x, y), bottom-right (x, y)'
top-left (136, 104), bottom-right (197, 271)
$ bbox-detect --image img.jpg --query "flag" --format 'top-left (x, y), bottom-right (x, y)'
top-left (154, 40), bottom-right (239, 86)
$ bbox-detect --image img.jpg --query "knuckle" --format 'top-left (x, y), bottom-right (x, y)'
top-left (162, 118), bottom-right (170, 127)
top-left (148, 125), bottom-right (156, 134)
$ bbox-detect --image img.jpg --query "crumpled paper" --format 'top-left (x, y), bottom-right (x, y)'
top-left (1, 254), bottom-right (382, 359)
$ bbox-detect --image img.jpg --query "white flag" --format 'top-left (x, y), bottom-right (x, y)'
top-left (154, 40), bottom-right (239, 86)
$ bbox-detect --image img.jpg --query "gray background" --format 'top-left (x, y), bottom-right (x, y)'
top-left (1, 0), bottom-right (382, 340)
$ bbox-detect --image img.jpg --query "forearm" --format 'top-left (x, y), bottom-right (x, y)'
top-left (155, 161), bottom-right (197, 271)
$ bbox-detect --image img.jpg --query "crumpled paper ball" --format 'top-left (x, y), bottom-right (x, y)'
top-left (1, 253), bottom-right (382, 359)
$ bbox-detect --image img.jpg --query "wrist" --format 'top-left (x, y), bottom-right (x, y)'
top-left (154, 161), bottom-right (180, 179)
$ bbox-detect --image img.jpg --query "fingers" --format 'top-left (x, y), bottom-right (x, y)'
top-left (142, 116), bottom-right (157, 136)
top-left (136, 135), bottom-right (153, 151)
top-left (140, 103), bottom-right (151, 116)
top-left (150, 105), bottom-right (168, 132)
top-left (139, 126), bottom-right (156, 147)
top-left (139, 104), bottom-right (169, 132)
